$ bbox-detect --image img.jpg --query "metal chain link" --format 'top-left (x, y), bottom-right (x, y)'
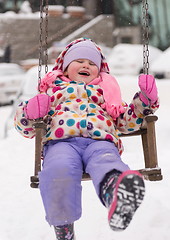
top-left (38, 0), bottom-right (49, 90)
top-left (142, 0), bottom-right (150, 75)
top-left (44, 0), bottom-right (49, 74)
top-left (38, 0), bottom-right (44, 91)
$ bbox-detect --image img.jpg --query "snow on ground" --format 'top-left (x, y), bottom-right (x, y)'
top-left (0, 75), bottom-right (170, 240)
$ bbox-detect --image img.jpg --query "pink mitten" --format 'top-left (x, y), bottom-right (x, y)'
top-left (24, 94), bottom-right (51, 120)
top-left (138, 74), bottom-right (158, 105)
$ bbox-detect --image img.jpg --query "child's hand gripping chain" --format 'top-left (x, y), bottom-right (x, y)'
top-left (24, 93), bottom-right (51, 120)
top-left (138, 74), bottom-right (158, 105)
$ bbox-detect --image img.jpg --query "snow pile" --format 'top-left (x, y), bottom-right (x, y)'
top-left (19, 1), bottom-right (32, 14)
top-left (66, 6), bottom-right (85, 13)
top-left (150, 47), bottom-right (170, 72)
top-left (48, 5), bottom-right (64, 11)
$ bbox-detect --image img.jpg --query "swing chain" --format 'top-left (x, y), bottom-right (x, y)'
top-left (44, 0), bottom-right (49, 74)
top-left (38, 0), bottom-right (49, 91)
top-left (142, 0), bottom-right (150, 75)
top-left (38, 0), bottom-right (44, 90)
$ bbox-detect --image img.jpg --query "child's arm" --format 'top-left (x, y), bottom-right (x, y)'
top-left (14, 69), bottom-right (60, 138)
top-left (115, 74), bottom-right (159, 134)
top-left (14, 94), bottom-right (51, 138)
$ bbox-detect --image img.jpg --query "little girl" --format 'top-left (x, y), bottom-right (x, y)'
top-left (14, 38), bottom-right (159, 240)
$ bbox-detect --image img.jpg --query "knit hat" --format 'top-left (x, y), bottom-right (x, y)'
top-left (53, 38), bottom-right (110, 73)
top-left (62, 40), bottom-right (102, 71)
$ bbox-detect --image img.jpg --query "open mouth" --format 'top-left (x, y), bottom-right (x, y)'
top-left (78, 71), bottom-right (90, 76)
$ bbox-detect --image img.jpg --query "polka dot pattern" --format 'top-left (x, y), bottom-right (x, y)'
top-left (14, 79), bottom-right (159, 156)
top-left (66, 119), bottom-right (75, 127)
top-left (67, 87), bottom-right (74, 93)
top-left (55, 128), bottom-right (64, 138)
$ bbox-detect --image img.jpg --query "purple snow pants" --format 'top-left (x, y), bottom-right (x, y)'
top-left (38, 137), bottom-right (130, 226)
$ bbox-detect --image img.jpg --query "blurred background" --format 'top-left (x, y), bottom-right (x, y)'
top-left (0, 0), bottom-right (170, 63)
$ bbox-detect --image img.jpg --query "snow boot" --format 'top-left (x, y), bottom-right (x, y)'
top-left (54, 223), bottom-right (75, 240)
top-left (100, 170), bottom-right (145, 231)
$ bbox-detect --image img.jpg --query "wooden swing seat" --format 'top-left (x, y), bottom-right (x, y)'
top-left (30, 114), bottom-right (162, 188)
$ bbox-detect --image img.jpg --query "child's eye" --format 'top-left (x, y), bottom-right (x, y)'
top-left (89, 62), bottom-right (95, 66)
top-left (76, 60), bottom-right (83, 63)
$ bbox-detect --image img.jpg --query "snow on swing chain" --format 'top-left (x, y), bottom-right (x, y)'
top-left (142, 0), bottom-right (150, 75)
top-left (38, 0), bottom-right (49, 91)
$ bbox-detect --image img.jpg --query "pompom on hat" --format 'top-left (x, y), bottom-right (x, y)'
top-left (53, 38), bottom-right (110, 73)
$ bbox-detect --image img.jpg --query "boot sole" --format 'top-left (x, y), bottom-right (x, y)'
top-left (108, 170), bottom-right (145, 231)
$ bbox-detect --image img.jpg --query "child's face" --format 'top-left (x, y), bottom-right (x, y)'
top-left (64, 59), bottom-right (99, 84)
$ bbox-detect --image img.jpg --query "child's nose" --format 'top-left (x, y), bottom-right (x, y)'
top-left (82, 61), bottom-right (90, 68)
